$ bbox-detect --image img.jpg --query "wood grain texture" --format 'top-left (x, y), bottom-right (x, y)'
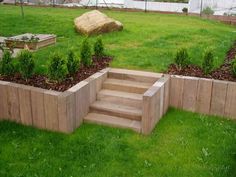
top-left (170, 75), bottom-right (184, 108)
top-left (68, 81), bottom-right (90, 127)
top-left (44, 90), bottom-right (60, 131)
top-left (31, 87), bottom-right (46, 129)
top-left (0, 81), bottom-right (10, 120)
top-left (210, 80), bottom-right (228, 117)
top-left (18, 85), bottom-right (33, 126)
top-left (58, 92), bottom-right (76, 133)
top-left (224, 82), bottom-right (236, 119)
top-left (196, 78), bottom-right (213, 114)
top-left (142, 86), bottom-right (161, 135)
top-left (7, 83), bottom-right (20, 122)
top-left (182, 77), bottom-right (199, 112)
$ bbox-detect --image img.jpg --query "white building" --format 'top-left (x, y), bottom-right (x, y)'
top-left (3, 0), bottom-right (236, 15)
top-left (78, 0), bottom-right (236, 15)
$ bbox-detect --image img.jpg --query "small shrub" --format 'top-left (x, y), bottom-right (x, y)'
top-left (174, 48), bottom-right (189, 70)
top-left (232, 58), bottom-right (236, 77)
top-left (80, 38), bottom-right (92, 67)
top-left (18, 50), bottom-right (35, 79)
top-left (0, 50), bottom-right (15, 76)
top-left (48, 53), bottom-right (68, 82)
top-left (202, 49), bottom-right (214, 75)
top-left (94, 37), bottom-right (104, 58)
top-left (182, 7), bottom-right (188, 14)
top-left (67, 50), bottom-right (80, 75)
top-left (202, 7), bottom-right (214, 15)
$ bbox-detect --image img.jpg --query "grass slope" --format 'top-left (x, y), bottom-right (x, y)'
top-left (0, 5), bottom-right (235, 74)
top-left (0, 108), bottom-right (236, 177)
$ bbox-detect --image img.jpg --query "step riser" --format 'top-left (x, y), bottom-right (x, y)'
top-left (103, 83), bottom-right (147, 94)
top-left (84, 118), bottom-right (140, 132)
top-left (108, 72), bottom-right (159, 83)
top-left (90, 107), bottom-right (142, 121)
top-left (97, 94), bottom-right (142, 108)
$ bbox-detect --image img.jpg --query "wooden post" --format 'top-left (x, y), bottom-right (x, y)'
top-left (210, 80), bottom-right (228, 117)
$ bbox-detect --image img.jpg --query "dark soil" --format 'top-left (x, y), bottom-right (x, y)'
top-left (0, 56), bottom-right (112, 92)
top-left (167, 42), bottom-right (236, 82)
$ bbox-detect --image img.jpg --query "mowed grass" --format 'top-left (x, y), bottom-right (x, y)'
top-left (0, 108), bottom-right (235, 177)
top-left (0, 5), bottom-right (235, 74)
top-left (0, 6), bottom-right (236, 177)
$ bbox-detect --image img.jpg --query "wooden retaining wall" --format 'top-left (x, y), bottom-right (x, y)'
top-left (0, 68), bottom-right (109, 133)
top-left (170, 75), bottom-right (236, 120)
top-left (142, 75), bottom-right (170, 134)
top-left (1, 70), bottom-right (235, 134)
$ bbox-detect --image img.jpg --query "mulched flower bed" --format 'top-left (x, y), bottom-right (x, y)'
top-left (167, 42), bottom-right (236, 82)
top-left (0, 56), bottom-right (112, 92)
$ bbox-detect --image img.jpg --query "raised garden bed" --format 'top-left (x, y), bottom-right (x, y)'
top-left (5, 33), bottom-right (56, 50)
top-left (0, 56), bottom-right (112, 91)
top-left (167, 41), bottom-right (236, 82)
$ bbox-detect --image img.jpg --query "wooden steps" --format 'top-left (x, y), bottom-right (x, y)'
top-left (108, 68), bottom-right (162, 83)
top-left (97, 89), bottom-right (143, 108)
top-left (90, 101), bottom-right (142, 121)
top-left (84, 113), bottom-right (141, 132)
top-left (103, 78), bottom-right (152, 94)
top-left (83, 68), bottom-right (161, 132)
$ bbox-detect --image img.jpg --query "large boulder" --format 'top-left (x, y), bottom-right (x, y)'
top-left (74, 10), bottom-right (123, 35)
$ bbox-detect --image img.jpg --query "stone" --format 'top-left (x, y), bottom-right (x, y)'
top-left (74, 10), bottom-right (123, 35)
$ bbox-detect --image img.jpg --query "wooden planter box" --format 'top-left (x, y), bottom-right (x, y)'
top-left (5, 33), bottom-right (56, 50)
top-left (0, 68), bottom-right (110, 133)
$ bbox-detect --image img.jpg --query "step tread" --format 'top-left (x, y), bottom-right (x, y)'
top-left (91, 101), bottom-right (142, 116)
top-left (104, 78), bottom-right (153, 88)
top-left (98, 89), bottom-right (143, 100)
top-left (109, 68), bottom-right (163, 79)
top-left (84, 113), bottom-right (141, 132)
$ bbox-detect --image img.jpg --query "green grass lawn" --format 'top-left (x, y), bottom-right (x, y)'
top-left (1, 6), bottom-right (236, 177)
top-left (0, 108), bottom-right (235, 177)
top-left (0, 5), bottom-right (235, 74)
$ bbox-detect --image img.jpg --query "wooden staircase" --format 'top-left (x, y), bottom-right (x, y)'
top-left (84, 68), bottom-right (162, 132)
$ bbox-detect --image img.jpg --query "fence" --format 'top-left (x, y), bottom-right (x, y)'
top-left (124, 0), bottom-right (188, 12)
top-left (189, 0), bottom-right (236, 15)
top-left (3, 0), bottom-right (236, 15)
